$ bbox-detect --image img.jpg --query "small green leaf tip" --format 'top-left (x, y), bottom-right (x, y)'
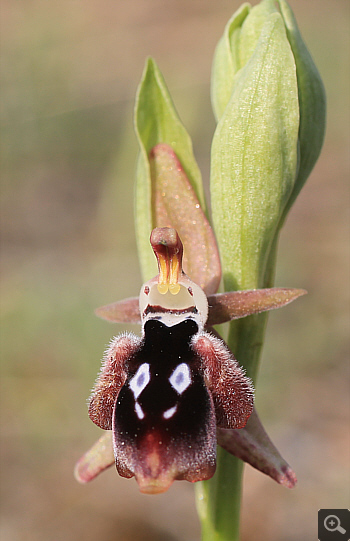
top-left (134, 58), bottom-right (206, 282)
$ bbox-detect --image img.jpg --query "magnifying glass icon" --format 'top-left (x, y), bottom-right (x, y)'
top-left (324, 515), bottom-right (346, 534)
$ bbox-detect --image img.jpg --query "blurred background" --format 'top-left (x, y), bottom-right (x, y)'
top-left (1, 0), bottom-right (349, 539)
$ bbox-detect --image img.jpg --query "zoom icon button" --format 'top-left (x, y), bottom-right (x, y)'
top-left (319, 509), bottom-right (350, 541)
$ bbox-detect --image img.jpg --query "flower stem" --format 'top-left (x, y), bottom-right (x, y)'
top-left (196, 450), bottom-right (244, 541)
top-left (196, 312), bottom-right (267, 540)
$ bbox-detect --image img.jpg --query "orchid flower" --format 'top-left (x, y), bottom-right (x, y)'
top-left (75, 150), bottom-right (305, 493)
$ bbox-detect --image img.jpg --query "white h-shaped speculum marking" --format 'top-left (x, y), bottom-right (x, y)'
top-left (129, 362), bottom-right (191, 420)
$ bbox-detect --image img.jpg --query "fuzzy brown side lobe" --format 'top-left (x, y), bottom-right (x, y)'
top-left (88, 334), bottom-right (142, 429)
top-left (192, 332), bottom-right (254, 429)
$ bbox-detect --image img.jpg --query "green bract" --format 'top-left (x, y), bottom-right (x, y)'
top-left (134, 58), bottom-right (206, 282)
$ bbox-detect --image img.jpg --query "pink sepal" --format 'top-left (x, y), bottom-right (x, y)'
top-left (74, 431), bottom-right (114, 483)
top-left (217, 408), bottom-right (297, 488)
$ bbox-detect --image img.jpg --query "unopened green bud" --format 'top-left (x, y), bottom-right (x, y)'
top-left (210, 0), bottom-right (326, 292)
top-left (211, 9), bottom-right (299, 291)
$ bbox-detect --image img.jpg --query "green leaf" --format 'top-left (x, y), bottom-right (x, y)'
top-left (210, 13), bottom-right (299, 292)
top-left (134, 58), bottom-right (206, 281)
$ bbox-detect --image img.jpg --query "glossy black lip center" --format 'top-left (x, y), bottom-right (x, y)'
top-left (142, 318), bottom-right (199, 351)
top-left (114, 318), bottom-right (210, 441)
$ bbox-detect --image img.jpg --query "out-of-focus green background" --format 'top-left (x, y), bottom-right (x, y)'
top-left (1, 1), bottom-right (349, 540)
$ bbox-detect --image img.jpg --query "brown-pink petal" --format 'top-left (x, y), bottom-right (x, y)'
top-left (74, 432), bottom-right (114, 483)
top-left (95, 297), bottom-right (141, 324)
top-left (150, 143), bottom-right (221, 295)
top-left (207, 288), bottom-right (307, 326)
top-left (217, 408), bottom-right (297, 488)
